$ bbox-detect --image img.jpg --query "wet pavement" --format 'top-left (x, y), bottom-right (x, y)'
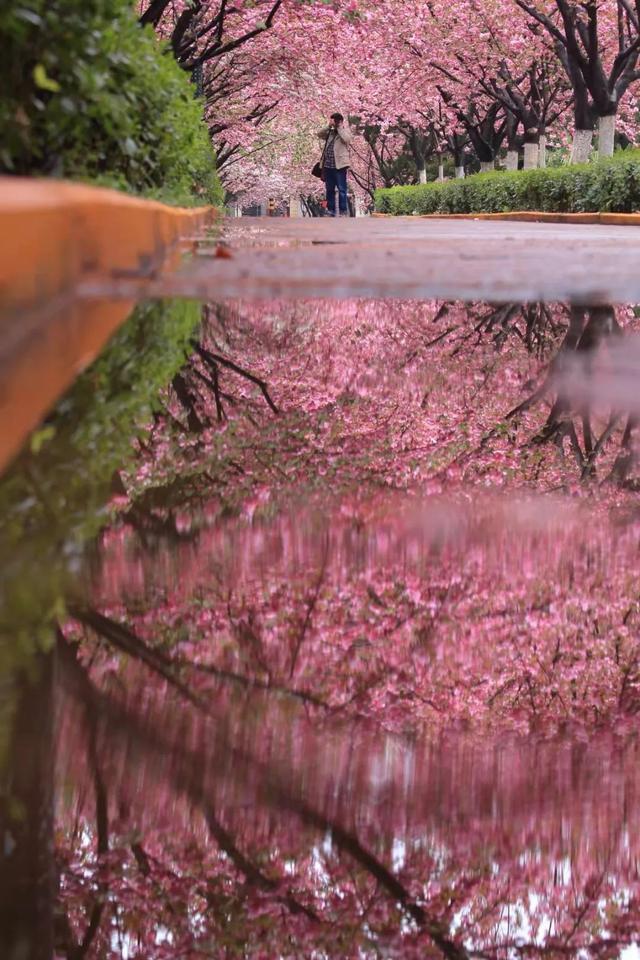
top-left (88, 215), bottom-right (640, 304)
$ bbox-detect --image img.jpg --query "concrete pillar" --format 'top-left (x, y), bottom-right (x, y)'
top-left (289, 197), bottom-right (302, 218)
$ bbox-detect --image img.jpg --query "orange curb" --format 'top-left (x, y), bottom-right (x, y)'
top-left (373, 210), bottom-right (640, 225)
top-left (0, 177), bottom-right (218, 473)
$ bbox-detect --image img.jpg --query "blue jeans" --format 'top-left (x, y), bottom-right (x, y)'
top-left (324, 166), bottom-right (348, 215)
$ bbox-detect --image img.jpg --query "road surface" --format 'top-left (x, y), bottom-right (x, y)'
top-left (133, 215), bottom-right (640, 304)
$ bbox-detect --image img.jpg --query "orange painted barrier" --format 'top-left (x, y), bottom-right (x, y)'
top-left (0, 178), bottom-right (217, 473)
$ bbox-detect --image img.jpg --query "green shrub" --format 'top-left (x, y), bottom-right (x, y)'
top-left (0, 0), bottom-right (223, 206)
top-left (375, 149), bottom-right (640, 216)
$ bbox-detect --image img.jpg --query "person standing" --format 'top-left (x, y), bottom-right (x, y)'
top-left (318, 112), bottom-right (353, 217)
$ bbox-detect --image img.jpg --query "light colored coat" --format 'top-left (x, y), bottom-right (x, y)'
top-left (318, 123), bottom-right (353, 169)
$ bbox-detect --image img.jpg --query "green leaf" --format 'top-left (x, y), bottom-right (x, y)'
top-left (33, 63), bottom-right (60, 93)
top-left (30, 425), bottom-right (56, 455)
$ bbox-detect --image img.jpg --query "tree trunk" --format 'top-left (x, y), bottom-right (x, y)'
top-left (418, 167), bottom-right (427, 184)
top-left (480, 161), bottom-right (494, 173)
top-left (455, 166), bottom-right (465, 179)
top-left (523, 141), bottom-right (539, 170)
top-left (597, 114), bottom-right (616, 158)
top-left (570, 129), bottom-right (593, 163)
top-left (437, 163), bottom-right (444, 181)
top-left (567, 67), bottom-right (595, 165)
top-left (505, 150), bottom-right (519, 171)
top-left (0, 651), bottom-right (55, 960)
top-left (538, 134), bottom-right (547, 168)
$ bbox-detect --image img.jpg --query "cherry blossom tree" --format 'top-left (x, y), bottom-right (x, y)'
top-left (138, 0), bottom-right (285, 69)
top-left (514, 0), bottom-right (640, 159)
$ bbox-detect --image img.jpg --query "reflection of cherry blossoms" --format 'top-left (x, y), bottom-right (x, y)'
top-left (90, 485), bottom-right (640, 737)
top-left (57, 633), bottom-right (640, 959)
top-left (54, 296), bottom-right (640, 958)
top-left (126, 299), bottom-right (640, 501)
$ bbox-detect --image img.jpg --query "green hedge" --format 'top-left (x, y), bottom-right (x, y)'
top-left (375, 149), bottom-right (640, 216)
top-left (0, 0), bottom-right (223, 206)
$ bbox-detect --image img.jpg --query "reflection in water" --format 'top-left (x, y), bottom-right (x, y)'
top-left (4, 298), bottom-right (640, 958)
top-left (119, 300), bottom-right (640, 508)
top-left (57, 648), bottom-right (640, 959)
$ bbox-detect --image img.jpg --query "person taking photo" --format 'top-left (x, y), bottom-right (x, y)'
top-left (318, 112), bottom-right (353, 217)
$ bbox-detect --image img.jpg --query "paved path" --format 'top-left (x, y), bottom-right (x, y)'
top-left (144, 215), bottom-right (640, 304)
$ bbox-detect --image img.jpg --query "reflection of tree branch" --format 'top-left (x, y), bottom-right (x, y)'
top-left (608, 414), bottom-right (638, 484)
top-left (59, 663), bottom-right (470, 960)
top-left (171, 373), bottom-right (204, 434)
top-left (61, 639), bottom-right (321, 930)
top-left (562, 870), bottom-right (606, 951)
top-left (194, 342), bottom-right (279, 414)
top-left (289, 537), bottom-right (329, 680)
top-left (56, 631), bottom-right (109, 960)
top-left (204, 806), bottom-right (320, 922)
top-left (131, 843), bottom-right (151, 877)
top-left (228, 761), bottom-right (470, 958)
top-left (479, 305), bottom-right (637, 484)
top-left (68, 607), bottom-right (203, 708)
top-left (191, 363), bottom-right (226, 422)
top-left (581, 413), bottom-right (621, 480)
top-left (182, 656), bottom-right (331, 709)
top-left (71, 604), bottom-right (330, 714)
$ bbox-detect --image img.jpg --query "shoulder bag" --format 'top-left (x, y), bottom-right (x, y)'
top-left (312, 132), bottom-right (331, 180)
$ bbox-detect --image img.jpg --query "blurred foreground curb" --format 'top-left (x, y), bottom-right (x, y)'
top-left (0, 177), bottom-right (217, 473)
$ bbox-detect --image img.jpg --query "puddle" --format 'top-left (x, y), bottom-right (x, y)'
top-left (3, 296), bottom-right (640, 958)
